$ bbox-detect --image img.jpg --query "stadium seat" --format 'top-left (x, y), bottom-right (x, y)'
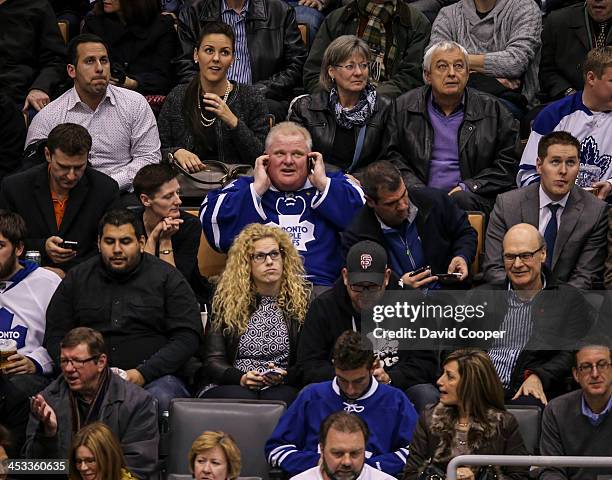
top-left (505, 404), bottom-right (542, 454)
top-left (185, 209), bottom-right (227, 278)
top-left (57, 20), bottom-right (69, 44)
top-left (166, 399), bottom-right (286, 479)
top-left (467, 211), bottom-right (485, 274)
top-left (298, 24), bottom-right (309, 49)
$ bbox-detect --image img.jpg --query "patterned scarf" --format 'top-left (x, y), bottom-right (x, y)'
top-left (329, 83), bottom-right (377, 129)
top-left (361, 0), bottom-right (397, 84)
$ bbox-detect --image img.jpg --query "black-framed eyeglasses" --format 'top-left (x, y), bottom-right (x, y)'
top-left (251, 249), bottom-right (283, 264)
top-left (59, 355), bottom-right (100, 369)
top-left (503, 245), bottom-right (544, 263)
top-left (334, 62), bottom-right (369, 72)
top-left (349, 284), bottom-right (382, 293)
top-left (577, 360), bottom-right (611, 374)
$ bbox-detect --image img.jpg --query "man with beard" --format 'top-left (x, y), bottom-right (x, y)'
top-left (266, 331), bottom-right (417, 477)
top-left (0, 210), bottom-right (61, 397)
top-left (290, 412), bottom-right (395, 480)
top-left (44, 209), bottom-right (202, 414)
top-left (297, 240), bottom-right (439, 412)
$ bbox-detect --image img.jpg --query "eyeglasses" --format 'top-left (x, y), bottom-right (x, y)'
top-left (577, 360), bottom-right (611, 374)
top-left (334, 62), bottom-right (369, 72)
top-left (59, 355), bottom-right (100, 369)
top-left (503, 246), bottom-right (544, 263)
top-left (75, 458), bottom-right (96, 466)
top-left (251, 249), bottom-right (283, 264)
top-left (434, 62), bottom-right (466, 73)
top-left (349, 284), bottom-right (382, 293)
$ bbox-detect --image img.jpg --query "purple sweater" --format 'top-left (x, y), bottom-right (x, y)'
top-left (426, 97), bottom-right (464, 190)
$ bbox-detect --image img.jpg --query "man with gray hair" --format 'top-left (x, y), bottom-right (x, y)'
top-left (200, 121), bottom-right (365, 288)
top-left (381, 40), bottom-right (519, 214)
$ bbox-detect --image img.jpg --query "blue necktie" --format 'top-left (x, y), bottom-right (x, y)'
top-left (544, 204), bottom-right (560, 268)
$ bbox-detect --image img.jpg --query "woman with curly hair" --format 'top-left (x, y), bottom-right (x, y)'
top-left (403, 349), bottom-right (528, 480)
top-left (69, 422), bottom-right (136, 480)
top-left (198, 223), bottom-right (310, 405)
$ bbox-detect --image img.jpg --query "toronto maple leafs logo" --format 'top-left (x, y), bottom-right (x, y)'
top-left (269, 195), bottom-right (315, 251)
top-left (0, 307), bottom-right (27, 350)
top-left (580, 136), bottom-right (612, 180)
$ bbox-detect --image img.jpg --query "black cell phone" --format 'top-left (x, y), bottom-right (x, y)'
top-left (435, 273), bottom-right (462, 282)
top-left (308, 155), bottom-right (315, 173)
top-left (60, 240), bottom-right (79, 250)
top-left (409, 265), bottom-right (430, 277)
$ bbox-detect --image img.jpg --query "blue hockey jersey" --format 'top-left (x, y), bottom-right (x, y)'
top-left (265, 378), bottom-right (418, 476)
top-left (200, 173), bottom-right (365, 285)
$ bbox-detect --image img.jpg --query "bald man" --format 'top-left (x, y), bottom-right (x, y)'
top-left (477, 223), bottom-right (593, 407)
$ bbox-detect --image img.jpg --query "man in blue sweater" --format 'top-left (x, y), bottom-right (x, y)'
top-left (265, 331), bottom-right (418, 477)
top-left (200, 121), bottom-right (365, 290)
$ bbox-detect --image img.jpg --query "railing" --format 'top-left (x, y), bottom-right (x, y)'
top-left (446, 455), bottom-right (612, 480)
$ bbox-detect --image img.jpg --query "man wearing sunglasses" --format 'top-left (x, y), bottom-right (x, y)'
top-left (539, 339), bottom-right (612, 480)
top-left (297, 240), bottom-right (439, 413)
top-left (23, 327), bottom-right (158, 479)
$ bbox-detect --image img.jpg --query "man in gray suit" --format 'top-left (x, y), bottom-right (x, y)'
top-left (484, 131), bottom-right (607, 290)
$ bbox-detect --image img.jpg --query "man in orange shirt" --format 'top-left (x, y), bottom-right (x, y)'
top-left (0, 123), bottom-right (119, 276)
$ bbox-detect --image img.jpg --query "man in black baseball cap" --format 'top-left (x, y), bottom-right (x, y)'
top-left (297, 240), bottom-right (440, 412)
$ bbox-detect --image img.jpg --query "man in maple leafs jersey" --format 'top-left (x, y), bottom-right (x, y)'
top-left (200, 121), bottom-right (365, 288)
top-left (518, 47), bottom-right (612, 200)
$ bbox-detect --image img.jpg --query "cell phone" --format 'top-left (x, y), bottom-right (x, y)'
top-left (60, 240), bottom-right (79, 250)
top-left (262, 368), bottom-right (284, 378)
top-left (409, 265), bottom-right (430, 277)
top-left (435, 273), bottom-right (462, 282)
top-left (308, 155), bottom-right (315, 173)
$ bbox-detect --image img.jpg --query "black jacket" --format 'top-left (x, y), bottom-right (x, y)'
top-left (83, 13), bottom-right (178, 95)
top-left (540, 3), bottom-right (612, 100)
top-left (303, 0), bottom-right (431, 99)
top-left (175, 0), bottom-right (307, 100)
top-left (297, 276), bottom-right (439, 390)
top-left (0, 0), bottom-right (67, 104)
top-left (0, 94), bottom-right (26, 180)
top-left (0, 375), bottom-right (29, 458)
top-left (0, 163), bottom-right (120, 270)
top-left (342, 187), bottom-right (477, 278)
top-left (474, 272), bottom-right (594, 396)
top-left (203, 300), bottom-right (301, 386)
top-left (381, 86), bottom-right (520, 198)
top-left (288, 91), bottom-right (392, 172)
top-left (44, 254), bottom-right (203, 383)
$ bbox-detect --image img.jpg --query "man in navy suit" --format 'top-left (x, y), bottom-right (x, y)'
top-left (0, 123), bottom-right (119, 276)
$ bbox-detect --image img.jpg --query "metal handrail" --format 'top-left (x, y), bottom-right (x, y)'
top-left (446, 454), bottom-right (612, 480)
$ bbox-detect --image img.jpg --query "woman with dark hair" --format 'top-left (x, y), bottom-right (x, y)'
top-left (158, 21), bottom-right (269, 172)
top-left (69, 422), bottom-right (136, 480)
top-left (198, 224), bottom-right (309, 405)
top-left (132, 163), bottom-right (201, 292)
top-left (82, 0), bottom-right (177, 95)
top-left (403, 350), bottom-right (529, 480)
top-left (289, 35), bottom-right (390, 173)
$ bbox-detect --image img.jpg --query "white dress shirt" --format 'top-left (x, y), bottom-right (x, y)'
top-left (26, 84), bottom-right (161, 191)
top-left (538, 186), bottom-right (570, 236)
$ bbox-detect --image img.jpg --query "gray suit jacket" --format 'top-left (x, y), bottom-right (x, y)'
top-left (483, 183), bottom-right (608, 289)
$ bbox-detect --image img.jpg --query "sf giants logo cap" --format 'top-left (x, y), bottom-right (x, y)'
top-left (360, 254), bottom-right (372, 270)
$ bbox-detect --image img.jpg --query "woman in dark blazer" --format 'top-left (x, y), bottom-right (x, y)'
top-left (83, 0), bottom-right (177, 95)
top-left (289, 35), bottom-right (391, 173)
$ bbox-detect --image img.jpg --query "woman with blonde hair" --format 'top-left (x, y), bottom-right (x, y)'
top-left (198, 223), bottom-right (310, 405)
top-left (69, 422), bottom-right (136, 480)
top-left (189, 431), bottom-right (241, 480)
top-left (403, 349), bottom-right (529, 480)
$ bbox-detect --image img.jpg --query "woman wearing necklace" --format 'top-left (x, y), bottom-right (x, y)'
top-left (197, 224), bottom-right (309, 406)
top-left (158, 21), bottom-right (269, 173)
top-left (289, 35), bottom-right (391, 174)
top-left (403, 350), bottom-right (529, 480)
